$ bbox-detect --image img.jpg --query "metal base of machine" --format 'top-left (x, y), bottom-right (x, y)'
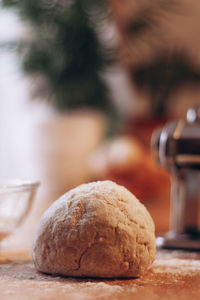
top-left (157, 232), bottom-right (200, 250)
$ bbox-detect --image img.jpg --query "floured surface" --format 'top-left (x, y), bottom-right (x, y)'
top-left (1, 250), bottom-right (200, 300)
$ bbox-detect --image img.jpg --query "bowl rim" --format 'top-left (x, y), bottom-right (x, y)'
top-left (0, 178), bottom-right (40, 193)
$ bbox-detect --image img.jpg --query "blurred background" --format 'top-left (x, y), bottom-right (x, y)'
top-left (0, 0), bottom-right (200, 250)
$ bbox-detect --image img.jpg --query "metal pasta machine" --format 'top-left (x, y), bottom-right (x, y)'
top-left (152, 105), bottom-right (200, 249)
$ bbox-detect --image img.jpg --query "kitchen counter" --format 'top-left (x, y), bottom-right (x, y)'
top-left (1, 249), bottom-right (200, 300)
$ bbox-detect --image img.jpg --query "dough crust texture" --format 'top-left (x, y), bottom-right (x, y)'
top-left (32, 180), bottom-right (156, 278)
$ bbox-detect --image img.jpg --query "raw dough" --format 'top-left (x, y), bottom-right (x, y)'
top-left (32, 180), bottom-right (156, 278)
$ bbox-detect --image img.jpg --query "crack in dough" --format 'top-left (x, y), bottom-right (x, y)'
top-left (75, 232), bottom-right (100, 271)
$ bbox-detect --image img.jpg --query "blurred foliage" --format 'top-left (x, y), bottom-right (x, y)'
top-left (2, 0), bottom-right (198, 119)
top-left (133, 52), bottom-right (200, 116)
top-left (125, 0), bottom-right (180, 38)
top-left (120, 0), bottom-right (200, 116)
top-left (1, 0), bottom-right (114, 114)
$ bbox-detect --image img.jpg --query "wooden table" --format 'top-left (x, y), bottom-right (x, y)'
top-left (1, 248), bottom-right (200, 300)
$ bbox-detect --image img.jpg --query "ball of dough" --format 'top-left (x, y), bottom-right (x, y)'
top-left (32, 181), bottom-right (156, 278)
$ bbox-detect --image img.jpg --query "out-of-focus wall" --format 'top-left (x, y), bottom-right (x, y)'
top-left (0, 9), bottom-right (53, 180)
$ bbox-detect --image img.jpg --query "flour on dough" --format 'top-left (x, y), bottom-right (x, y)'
top-left (32, 180), bottom-right (156, 278)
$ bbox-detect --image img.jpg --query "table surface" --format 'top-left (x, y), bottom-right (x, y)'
top-left (1, 249), bottom-right (200, 300)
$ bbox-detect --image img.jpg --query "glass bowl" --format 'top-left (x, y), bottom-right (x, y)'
top-left (0, 178), bottom-right (39, 242)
